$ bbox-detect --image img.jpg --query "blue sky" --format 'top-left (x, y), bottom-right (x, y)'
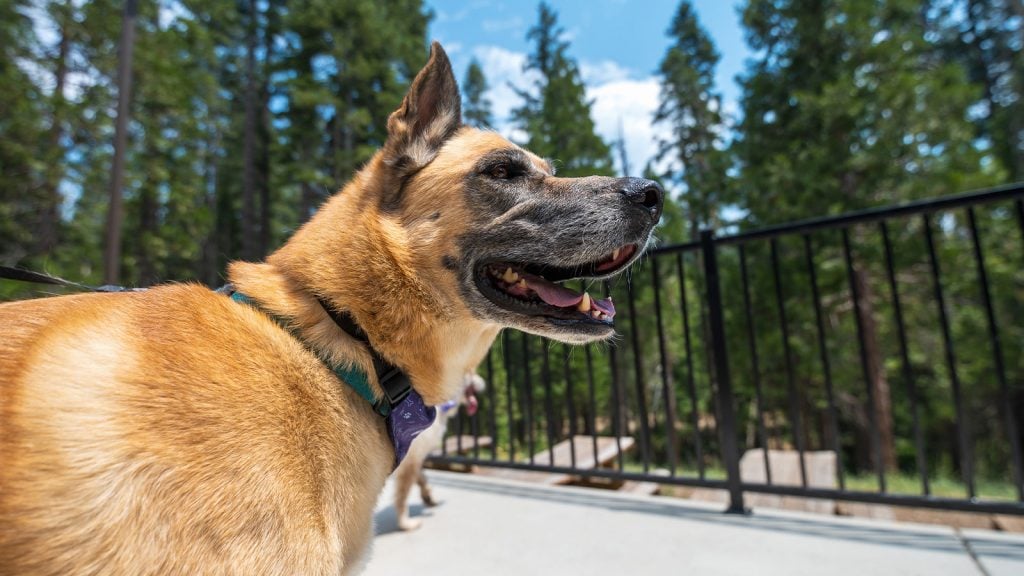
top-left (425, 0), bottom-right (751, 173)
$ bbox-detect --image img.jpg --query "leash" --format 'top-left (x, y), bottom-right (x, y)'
top-left (0, 266), bottom-right (145, 293)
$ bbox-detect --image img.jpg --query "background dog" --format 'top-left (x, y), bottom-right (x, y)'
top-left (0, 42), bottom-right (662, 574)
top-left (392, 371), bottom-right (483, 531)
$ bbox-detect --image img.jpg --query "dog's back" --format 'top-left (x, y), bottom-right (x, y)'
top-left (0, 285), bottom-right (390, 575)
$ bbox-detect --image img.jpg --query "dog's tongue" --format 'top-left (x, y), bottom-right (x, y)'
top-left (523, 273), bottom-right (616, 318)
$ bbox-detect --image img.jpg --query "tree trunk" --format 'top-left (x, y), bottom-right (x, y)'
top-left (258, 3), bottom-right (276, 257)
top-left (300, 182), bottom-right (316, 223)
top-left (137, 176), bottom-right (157, 286)
top-left (854, 266), bottom-right (897, 471)
top-left (41, 4), bottom-right (70, 255)
top-left (241, 0), bottom-right (259, 261)
top-left (103, 0), bottom-right (138, 285)
top-left (199, 131), bottom-right (220, 286)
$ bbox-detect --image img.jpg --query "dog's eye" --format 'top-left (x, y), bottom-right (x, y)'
top-left (489, 164), bottom-right (510, 179)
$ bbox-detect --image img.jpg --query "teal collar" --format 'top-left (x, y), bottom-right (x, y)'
top-left (227, 289), bottom-right (409, 417)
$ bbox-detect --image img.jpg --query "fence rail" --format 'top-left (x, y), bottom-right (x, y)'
top-left (430, 183), bottom-right (1024, 516)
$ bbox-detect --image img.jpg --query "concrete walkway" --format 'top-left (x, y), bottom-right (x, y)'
top-left (366, 470), bottom-right (1024, 576)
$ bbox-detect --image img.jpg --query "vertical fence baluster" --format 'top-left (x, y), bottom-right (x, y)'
top-left (585, 345), bottom-right (600, 465)
top-left (522, 333), bottom-right (536, 464)
top-left (968, 207), bottom-right (1023, 500)
top-left (771, 238), bottom-right (808, 488)
top-left (880, 222), bottom-right (928, 495)
top-left (502, 330), bottom-right (516, 462)
top-left (923, 214), bottom-right (974, 498)
top-left (804, 234), bottom-right (846, 490)
top-left (606, 280), bottom-right (626, 472)
top-left (652, 256), bottom-right (679, 476)
top-left (701, 230), bottom-right (745, 513)
top-left (842, 228), bottom-right (887, 493)
top-left (740, 243), bottom-right (773, 484)
top-left (677, 252), bottom-right (706, 479)
top-left (486, 345), bottom-right (496, 461)
top-left (455, 393), bottom-right (464, 455)
top-left (563, 345), bottom-right (578, 469)
top-left (627, 279), bottom-right (652, 473)
top-left (541, 340), bottom-right (556, 466)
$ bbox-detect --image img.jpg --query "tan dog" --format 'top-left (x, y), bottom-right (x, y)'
top-left (391, 371), bottom-right (483, 532)
top-left (0, 42), bottom-right (662, 575)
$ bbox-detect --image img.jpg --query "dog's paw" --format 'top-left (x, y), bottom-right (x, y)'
top-left (397, 516), bottom-right (423, 531)
top-left (422, 494), bottom-right (438, 507)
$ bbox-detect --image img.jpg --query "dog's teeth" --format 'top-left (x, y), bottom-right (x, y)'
top-left (591, 310), bottom-right (601, 319)
top-left (502, 267), bottom-right (519, 283)
top-left (611, 248), bottom-right (620, 261)
top-left (577, 292), bottom-right (591, 312)
top-left (517, 279), bottom-right (527, 289)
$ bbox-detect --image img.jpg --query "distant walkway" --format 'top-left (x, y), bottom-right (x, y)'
top-left (368, 471), bottom-right (1024, 576)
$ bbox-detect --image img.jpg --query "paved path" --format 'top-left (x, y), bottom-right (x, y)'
top-left (366, 471), bottom-right (1024, 576)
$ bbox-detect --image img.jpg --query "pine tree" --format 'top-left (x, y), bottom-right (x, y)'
top-left (102, 0), bottom-right (137, 284)
top-left (278, 0), bottom-right (430, 218)
top-left (653, 0), bottom-right (729, 239)
top-left (463, 58), bottom-right (493, 129)
top-left (0, 0), bottom-right (48, 269)
top-left (512, 2), bottom-right (613, 177)
top-left (735, 0), bottom-right (991, 224)
top-left (938, 0), bottom-right (1024, 180)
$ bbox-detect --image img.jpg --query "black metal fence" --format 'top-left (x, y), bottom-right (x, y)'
top-left (430, 183), bottom-right (1024, 516)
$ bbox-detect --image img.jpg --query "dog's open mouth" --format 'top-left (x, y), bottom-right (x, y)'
top-left (474, 244), bottom-right (638, 324)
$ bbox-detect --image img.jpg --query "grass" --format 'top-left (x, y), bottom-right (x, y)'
top-left (435, 443), bottom-right (1019, 502)
top-left (843, 472), bottom-right (1018, 501)
top-left (620, 462), bottom-right (1018, 501)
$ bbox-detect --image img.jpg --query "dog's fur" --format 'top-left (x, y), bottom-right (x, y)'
top-left (391, 371), bottom-right (483, 532)
top-left (0, 43), bottom-right (660, 575)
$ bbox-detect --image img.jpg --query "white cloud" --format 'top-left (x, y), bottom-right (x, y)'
top-left (468, 45), bottom-right (676, 175)
top-left (579, 59), bottom-right (632, 85)
top-left (469, 45), bottom-right (538, 136)
top-left (589, 77), bottom-right (669, 175)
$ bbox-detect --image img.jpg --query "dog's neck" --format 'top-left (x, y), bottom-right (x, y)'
top-left (227, 167), bottom-right (498, 406)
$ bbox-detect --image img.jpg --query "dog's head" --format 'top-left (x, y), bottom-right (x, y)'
top-left (359, 42), bottom-right (663, 345)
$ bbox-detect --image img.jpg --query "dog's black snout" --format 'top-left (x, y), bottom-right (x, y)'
top-left (618, 178), bottom-right (664, 220)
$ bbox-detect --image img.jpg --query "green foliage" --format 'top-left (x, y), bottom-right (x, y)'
top-left (934, 0), bottom-right (1024, 181)
top-left (512, 2), bottom-right (613, 177)
top-left (462, 58), bottom-right (493, 129)
top-left (0, 0), bottom-right (48, 268)
top-left (734, 0), bottom-right (1001, 225)
top-left (654, 0), bottom-right (730, 237)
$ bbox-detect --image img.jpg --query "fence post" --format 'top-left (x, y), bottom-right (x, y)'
top-left (700, 228), bottom-right (747, 514)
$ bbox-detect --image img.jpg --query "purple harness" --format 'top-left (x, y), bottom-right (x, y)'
top-left (387, 390), bottom-right (437, 465)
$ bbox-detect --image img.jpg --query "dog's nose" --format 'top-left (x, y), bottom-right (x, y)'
top-left (618, 177), bottom-right (664, 220)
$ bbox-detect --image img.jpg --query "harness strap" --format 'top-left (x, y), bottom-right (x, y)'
top-left (315, 297), bottom-right (414, 413)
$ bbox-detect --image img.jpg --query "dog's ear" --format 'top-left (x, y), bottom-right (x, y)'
top-left (380, 42), bottom-right (461, 202)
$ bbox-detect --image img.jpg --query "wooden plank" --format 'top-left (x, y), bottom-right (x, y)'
top-left (618, 480), bottom-right (661, 496)
top-left (530, 436), bottom-right (635, 469)
top-left (474, 467), bottom-right (572, 485)
top-left (468, 436), bottom-right (635, 486)
top-left (430, 435), bottom-right (493, 456)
